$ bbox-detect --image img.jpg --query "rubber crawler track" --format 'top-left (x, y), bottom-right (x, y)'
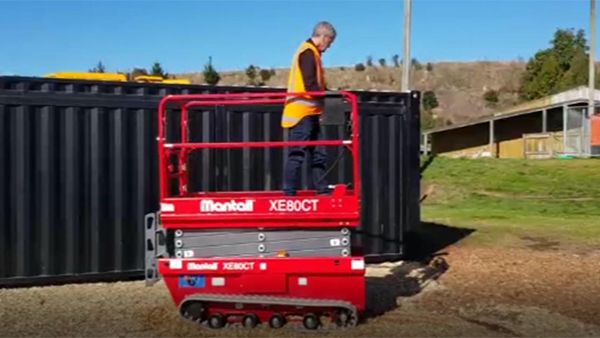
top-left (179, 293), bottom-right (358, 329)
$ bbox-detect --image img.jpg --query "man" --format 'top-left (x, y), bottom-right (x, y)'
top-left (282, 21), bottom-right (336, 196)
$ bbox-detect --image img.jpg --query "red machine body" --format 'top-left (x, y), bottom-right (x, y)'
top-left (159, 257), bottom-right (365, 324)
top-left (148, 91), bottom-right (365, 329)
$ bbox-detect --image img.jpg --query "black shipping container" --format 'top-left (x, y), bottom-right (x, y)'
top-left (0, 76), bottom-right (420, 287)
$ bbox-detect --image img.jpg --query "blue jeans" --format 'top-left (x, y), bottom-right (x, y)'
top-left (283, 115), bottom-right (328, 195)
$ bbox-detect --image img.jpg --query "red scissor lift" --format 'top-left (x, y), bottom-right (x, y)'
top-left (145, 91), bottom-right (365, 330)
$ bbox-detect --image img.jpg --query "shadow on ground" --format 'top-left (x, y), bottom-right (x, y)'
top-left (420, 154), bottom-right (437, 175)
top-left (406, 222), bottom-right (476, 260)
top-left (364, 222), bottom-right (475, 319)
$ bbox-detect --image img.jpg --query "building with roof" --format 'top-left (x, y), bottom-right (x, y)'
top-left (422, 86), bottom-right (600, 159)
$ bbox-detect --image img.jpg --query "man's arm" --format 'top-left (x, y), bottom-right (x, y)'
top-left (298, 49), bottom-right (321, 91)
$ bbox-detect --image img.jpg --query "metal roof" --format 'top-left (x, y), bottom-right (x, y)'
top-left (424, 86), bottom-right (600, 134)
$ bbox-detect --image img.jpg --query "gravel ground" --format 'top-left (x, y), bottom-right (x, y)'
top-left (1, 245), bottom-right (599, 337)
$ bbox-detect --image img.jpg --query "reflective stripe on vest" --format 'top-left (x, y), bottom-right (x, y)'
top-left (285, 96), bottom-right (324, 107)
top-left (281, 41), bottom-right (325, 128)
top-left (281, 115), bottom-right (301, 125)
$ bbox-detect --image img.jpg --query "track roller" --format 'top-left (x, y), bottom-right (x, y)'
top-left (180, 302), bottom-right (204, 321)
top-left (269, 313), bottom-right (286, 328)
top-left (208, 314), bottom-right (226, 329)
top-left (335, 309), bottom-right (350, 327)
top-left (302, 313), bottom-right (320, 330)
top-left (242, 314), bottom-right (259, 328)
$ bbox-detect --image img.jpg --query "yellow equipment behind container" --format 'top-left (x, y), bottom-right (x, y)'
top-left (45, 72), bottom-right (191, 85)
top-left (161, 79), bottom-right (191, 85)
top-left (45, 72), bottom-right (127, 82)
top-left (133, 75), bottom-right (164, 83)
top-left (133, 75), bottom-right (191, 85)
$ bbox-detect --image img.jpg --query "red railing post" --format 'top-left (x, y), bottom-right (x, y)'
top-left (157, 92), bottom-right (361, 199)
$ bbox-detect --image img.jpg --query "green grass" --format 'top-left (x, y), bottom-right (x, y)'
top-left (420, 157), bottom-right (600, 248)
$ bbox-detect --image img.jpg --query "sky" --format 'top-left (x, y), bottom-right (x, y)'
top-left (0, 0), bottom-right (595, 76)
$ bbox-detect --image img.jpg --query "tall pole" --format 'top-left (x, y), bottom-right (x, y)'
top-left (401, 0), bottom-right (412, 92)
top-left (589, 0), bottom-right (596, 155)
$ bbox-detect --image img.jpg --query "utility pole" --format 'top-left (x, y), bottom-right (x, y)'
top-left (401, 0), bottom-right (412, 92)
top-left (589, 0), bottom-right (596, 155)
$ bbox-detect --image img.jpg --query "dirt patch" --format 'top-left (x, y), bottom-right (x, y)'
top-left (457, 315), bottom-right (521, 336)
top-left (520, 236), bottom-right (560, 251)
top-left (1, 246), bottom-right (599, 337)
top-left (456, 303), bottom-right (599, 337)
top-left (412, 245), bottom-right (600, 336)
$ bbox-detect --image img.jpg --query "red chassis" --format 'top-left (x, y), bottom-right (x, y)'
top-left (159, 257), bottom-right (365, 328)
top-left (148, 91), bottom-right (365, 330)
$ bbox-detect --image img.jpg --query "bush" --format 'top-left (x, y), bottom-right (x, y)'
top-left (130, 67), bottom-right (148, 80)
top-left (259, 69), bottom-right (272, 82)
top-left (421, 109), bottom-right (435, 131)
top-left (422, 90), bottom-right (439, 111)
top-left (151, 62), bottom-right (168, 78)
top-left (245, 65), bottom-right (257, 85)
top-left (483, 89), bottom-right (499, 106)
top-left (355, 63), bottom-right (366, 72)
top-left (392, 54), bottom-right (400, 67)
top-left (203, 57), bottom-right (220, 85)
top-left (89, 61), bottom-right (106, 73)
top-left (411, 58), bottom-right (422, 70)
top-left (378, 58), bottom-right (387, 67)
top-left (426, 62), bottom-right (433, 71)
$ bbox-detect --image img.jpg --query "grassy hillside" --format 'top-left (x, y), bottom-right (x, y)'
top-left (179, 61), bottom-right (526, 124)
top-left (421, 157), bottom-right (600, 248)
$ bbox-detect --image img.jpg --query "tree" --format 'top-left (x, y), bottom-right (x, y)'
top-left (483, 89), bottom-right (499, 107)
top-left (246, 65), bottom-right (257, 85)
top-left (422, 91), bottom-right (439, 111)
top-left (151, 62), bottom-right (168, 78)
top-left (89, 61), bottom-right (106, 73)
top-left (538, 55), bottom-right (562, 93)
top-left (378, 58), bottom-right (387, 67)
top-left (259, 69), bottom-right (272, 83)
top-left (557, 48), bottom-right (588, 91)
top-left (392, 54), bottom-right (400, 67)
top-left (355, 63), bottom-right (366, 72)
top-left (411, 58), bottom-right (422, 70)
top-left (426, 62), bottom-right (433, 72)
top-left (519, 28), bottom-right (589, 100)
top-left (551, 29), bottom-right (586, 71)
top-left (203, 56), bottom-right (220, 85)
top-left (366, 56), bottom-right (373, 67)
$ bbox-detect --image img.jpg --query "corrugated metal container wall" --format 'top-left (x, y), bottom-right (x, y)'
top-left (0, 76), bottom-right (420, 287)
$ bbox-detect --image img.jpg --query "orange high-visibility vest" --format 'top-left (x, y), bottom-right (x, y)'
top-left (281, 41), bottom-right (326, 128)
